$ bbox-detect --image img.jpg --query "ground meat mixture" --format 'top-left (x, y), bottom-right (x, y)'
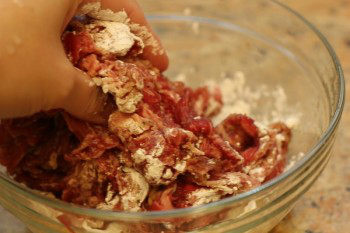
top-left (0, 8), bottom-right (291, 213)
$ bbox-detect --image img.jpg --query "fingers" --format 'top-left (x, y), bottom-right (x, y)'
top-left (48, 46), bottom-right (109, 124)
top-left (60, 1), bottom-right (109, 123)
top-left (62, 0), bottom-right (84, 31)
top-left (82, 0), bottom-right (169, 71)
top-left (58, 66), bottom-right (109, 124)
top-left (57, 0), bottom-right (170, 123)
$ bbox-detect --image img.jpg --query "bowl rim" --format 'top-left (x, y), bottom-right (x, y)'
top-left (0, 0), bottom-right (345, 220)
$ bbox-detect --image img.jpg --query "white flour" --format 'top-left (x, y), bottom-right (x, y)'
top-left (175, 71), bottom-right (301, 128)
top-left (175, 70), bottom-right (304, 171)
top-left (211, 71), bottom-right (301, 128)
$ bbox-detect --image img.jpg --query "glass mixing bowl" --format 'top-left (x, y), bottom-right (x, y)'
top-left (0, 0), bottom-right (344, 232)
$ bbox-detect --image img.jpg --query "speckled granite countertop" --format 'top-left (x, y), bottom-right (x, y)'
top-left (0, 0), bottom-right (349, 233)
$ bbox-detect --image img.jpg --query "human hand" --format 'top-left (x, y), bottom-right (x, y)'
top-left (0, 0), bottom-right (168, 123)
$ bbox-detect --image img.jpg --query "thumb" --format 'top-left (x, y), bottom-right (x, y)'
top-left (58, 1), bottom-right (110, 123)
top-left (58, 65), bottom-right (110, 124)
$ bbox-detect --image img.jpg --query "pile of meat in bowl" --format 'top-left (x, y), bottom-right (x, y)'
top-left (0, 3), bottom-right (291, 213)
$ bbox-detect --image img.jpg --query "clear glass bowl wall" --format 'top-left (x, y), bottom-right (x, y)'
top-left (0, 0), bottom-right (344, 233)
